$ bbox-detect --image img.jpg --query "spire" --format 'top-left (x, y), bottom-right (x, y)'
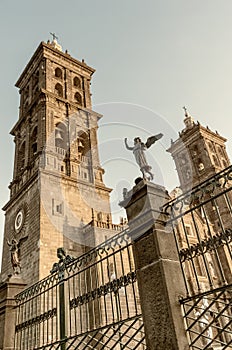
top-left (183, 106), bottom-right (194, 129)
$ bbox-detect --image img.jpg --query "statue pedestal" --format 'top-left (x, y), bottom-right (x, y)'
top-left (120, 180), bottom-right (189, 350)
top-left (0, 275), bottom-right (27, 350)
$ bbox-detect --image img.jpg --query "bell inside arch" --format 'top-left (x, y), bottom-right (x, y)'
top-left (78, 139), bottom-right (84, 152)
top-left (55, 130), bottom-right (63, 141)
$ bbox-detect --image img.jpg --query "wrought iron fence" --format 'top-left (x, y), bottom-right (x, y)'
top-left (181, 285), bottom-right (232, 350)
top-left (14, 166), bottom-right (232, 349)
top-left (14, 229), bottom-right (146, 349)
top-left (163, 165), bottom-right (232, 349)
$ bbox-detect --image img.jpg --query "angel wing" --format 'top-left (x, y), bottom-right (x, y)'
top-left (17, 235), bottom-right (28, 248)
top-left (145, 133), bottom-right (163, 149)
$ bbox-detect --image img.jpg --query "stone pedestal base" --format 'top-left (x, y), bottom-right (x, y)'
top-left (120, 180), bottom-right (189, 350)
top-left (0, 275), bottom-right (26, 350)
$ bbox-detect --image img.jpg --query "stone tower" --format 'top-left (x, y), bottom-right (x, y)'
top-left (1, 39), bottom-right (118, 285)
top-left (167, 108), bottom-right (230, 190)
top-left (167, 108), bottom-right (232, 287)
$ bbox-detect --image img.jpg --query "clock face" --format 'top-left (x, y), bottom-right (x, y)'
top-left (15, 210), bottom-right (24, 233)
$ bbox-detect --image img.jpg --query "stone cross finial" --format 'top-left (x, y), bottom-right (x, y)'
top-left (183, 106), bottom-right (189, 117)
top-left (50, 32), bottom-right (58, 41)
top-left (183, 106), bottom-right (194, 129)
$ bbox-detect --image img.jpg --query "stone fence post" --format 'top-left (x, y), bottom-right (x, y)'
top-left (0, 275), bottom-right (26, 350)
top-left (120, 180), bottom-right (189, 350)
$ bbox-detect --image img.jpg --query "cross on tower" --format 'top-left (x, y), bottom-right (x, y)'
top-left (50, 32), bottom-right (58, 41)
top-left (183, 106), bottom-right (189, 117)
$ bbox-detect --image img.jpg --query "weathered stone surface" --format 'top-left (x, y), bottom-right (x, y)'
top-left (122, 181), bottom-right (189, 350)
top-left (0, 276), bottom-right (26, 350)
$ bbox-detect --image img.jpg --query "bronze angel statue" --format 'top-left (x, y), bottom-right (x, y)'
top-left (7, 236), bottom-right (28, 274)
top-left (124, 133), bottom-right (163, 180)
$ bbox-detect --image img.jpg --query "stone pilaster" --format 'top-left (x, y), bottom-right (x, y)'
top-left (120, 179), bottom-right (189, 350)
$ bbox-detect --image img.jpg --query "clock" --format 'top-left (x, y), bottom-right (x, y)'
top-left (15, 209), bottom-right (25, 233)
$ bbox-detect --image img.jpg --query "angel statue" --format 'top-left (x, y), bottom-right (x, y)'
top-left (7, 236), bottom-right (28, 275)
top-left (124, 133), bottom-right (163, 180)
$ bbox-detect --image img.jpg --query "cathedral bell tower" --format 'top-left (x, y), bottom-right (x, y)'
top-left (167, 108), bottom-right (232, 288)
top-left (1, 39), bottom-right (114, 284)
top-left (167, 108), bottom-right (231, 190)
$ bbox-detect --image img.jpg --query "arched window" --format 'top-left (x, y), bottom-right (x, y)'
top-left (18, 141), bottom-right (26, 173)
top-left (31, 127), bottom-right (38, 155)
top-left (212, 155), bottom-right (219, 166)
top-left (24, 85), bottom-right (29, 107)
top-left (33, 71), bottom-right (39, 88)
top-left (55, 122), bottom-right (67, 149)
top-left (32, 71), bottom-right (39, 97)
top-left (198, 159), bottom-right (204, 172)
top-left (24, 101), bottom-right (29, 110)
top-left (97, 212), bottom-right (103, 222)
top-left (54, 83), bottom-right (63, 97)
top-left (74, 92), bottom-right (82, 105)
top-left (33, 85), bottom-right (39, 96)
top-left (217, 146), bottom-right (223, 157)
top-left (192, 144), bottom-right (198, 156)
top-left (179, 153), bottom-right (187, 164)
top-left (24, 85), bottom-right (29, 100)
top-left (73, 76), bottom-right (81, 88)
top-left (77, 131), bottom-right (90, 157)
top-left (208, 142), bottom-right (214, 152)
top-left (55, 67), bottom-right (63, 79)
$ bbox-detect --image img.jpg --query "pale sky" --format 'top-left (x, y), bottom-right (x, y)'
top-left (1, 0), bottom-right (232, 264)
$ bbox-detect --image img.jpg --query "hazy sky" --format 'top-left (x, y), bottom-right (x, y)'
top-left (1, 0), bottom-right (232, 263)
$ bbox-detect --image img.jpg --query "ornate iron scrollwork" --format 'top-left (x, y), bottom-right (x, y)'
top-left (15, 308), bottom-right (57, 332)
top-left (179, 229), bottom-right (232, 262)
top-left (163, 165), bottom-right (232, 218)
top-left (70, 271), bottom-right (137, 309)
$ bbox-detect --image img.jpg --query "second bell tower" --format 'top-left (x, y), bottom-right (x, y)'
top-left (167, 108), bottom-right (231, 190)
